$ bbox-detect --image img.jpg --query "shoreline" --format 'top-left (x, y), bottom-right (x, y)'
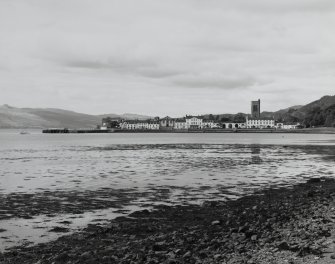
top-left (41, 128), bottom-right (335, 134)
top-left (2, 178), bottom-right (335, 263)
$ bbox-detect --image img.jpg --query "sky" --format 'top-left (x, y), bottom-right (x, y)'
top-left (0, 0), bottom-right (335, 116)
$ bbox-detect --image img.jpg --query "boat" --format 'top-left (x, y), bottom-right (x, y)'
top-left (20, 131), bottom-right (29, 135)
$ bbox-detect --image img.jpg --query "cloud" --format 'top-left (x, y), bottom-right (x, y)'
top-left (63, 57), bottom-right (183, 80)
top-left (199, 0), bottom-right (335, 14)
top-left (0, 0), bottom-right (335, 115)
top-left (171, 74), bottom-right (261, 89)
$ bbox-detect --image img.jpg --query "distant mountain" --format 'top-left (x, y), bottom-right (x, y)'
top-left (98, 113), bottom-right (153, 120)
top-left (0, 105), bottom-right (151, 129)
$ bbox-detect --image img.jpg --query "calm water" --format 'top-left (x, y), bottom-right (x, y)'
top-left (1, 131), bottom-right (335, 193)
top-left (0, 130), bottom-right (335, 250)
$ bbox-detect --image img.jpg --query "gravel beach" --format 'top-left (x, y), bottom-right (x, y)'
top-left (2, 177), bottom-right (335, 264)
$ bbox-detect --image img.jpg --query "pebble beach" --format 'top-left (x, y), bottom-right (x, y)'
top-left (2, 178), bottom-right (335, 263)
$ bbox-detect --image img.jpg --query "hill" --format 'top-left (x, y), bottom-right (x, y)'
top-left (262, 95), bottom-right (335, 127)
top-left (98, 113), bottom-right (152, 120)
top-left (299, 96), bottom-right (335, 127)
top-left (0, 105), bottom-right (150, 129)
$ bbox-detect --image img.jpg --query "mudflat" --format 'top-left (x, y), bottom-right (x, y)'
top-left (2, 178), bottom-right (335, 264)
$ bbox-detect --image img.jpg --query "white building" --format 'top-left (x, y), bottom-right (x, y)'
top-left (120, 120), bottom-right (159, 130)
top-left (159, 116), bottom-right (175, 129)
top-left (246, 117), bottom-right (275, 128)
top-left (283, 123), bottom-right (300, 129)
top-left (222, 123), bottom-right (246, 129)
top-left (203, 120), bottom-right (220, 129)
top-left (186, 116), bottom-right (203, 129)
top-left (275, 123), bottom-right (284, 129)
top-left (173, 117), bottom-right (220, 129)
top-left (174, 118), bottom-right (188, 129)
top-left (276, 123), bottom-right (300, 130)
top-left (119, 121), bottom-right (134, 130)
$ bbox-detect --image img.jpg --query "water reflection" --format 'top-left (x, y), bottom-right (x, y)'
top-left (250, 145), bottom-right (262, 164)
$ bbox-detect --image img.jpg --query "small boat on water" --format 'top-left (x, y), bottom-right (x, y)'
top-left (19, 131), bottom-right (29, 135)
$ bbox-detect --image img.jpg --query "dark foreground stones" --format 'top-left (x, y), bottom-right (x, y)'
top-left (48, 227), bottom-right (70, 233)
top-left (2, 178), bottom-right (335, 264)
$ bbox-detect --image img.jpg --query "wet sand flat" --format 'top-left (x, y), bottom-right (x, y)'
top-left (0, 132), bottom-right (335, 258)
top-left (2, 178), bottom-right (335, 263)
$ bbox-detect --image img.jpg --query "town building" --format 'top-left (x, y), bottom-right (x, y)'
top-left (246, 117), bottom-right (275, 128)
top-left (106, 99), bottom-right (281, 131)
top-left (174, 118), bottom-right (188, 129)
top-left (203, 119), bottom-right (220, 129)
top-left (119, 120), bottom-right (159, 130)
top-left (159, 116), bottom-right (175, 130)
top-left (186, 116), bottom-right (203, 129)
top-left (247, 99), bottom-right (275, 128)
top-left (222, 123), bottom-right (246, 129)
top-left (276, 123), bottom-right (301, 130)
top-left (251, 99), bottom-right (261, 119)
top-left (101, 117), bottom-right (122, 130)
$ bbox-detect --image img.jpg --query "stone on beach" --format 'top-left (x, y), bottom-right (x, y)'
top-left (2, 178), bottom-right (335, 264)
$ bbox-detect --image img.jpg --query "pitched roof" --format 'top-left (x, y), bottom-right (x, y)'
top-left (185, 115), bottom-right (204, 119)
top-left (123, 120), bottom-right (159, 124)
top-left (247, 117), bottom-right (274, 121)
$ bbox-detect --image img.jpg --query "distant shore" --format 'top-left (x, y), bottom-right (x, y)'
top-left (2, 178), bottom-right (335, 264)
top-left (41, 127), bottom-right (335, 134)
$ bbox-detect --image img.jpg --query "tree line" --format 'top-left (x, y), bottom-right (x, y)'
top-left (303, 104), bottom-right (335, 128)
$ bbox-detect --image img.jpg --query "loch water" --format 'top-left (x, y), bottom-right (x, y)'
top-left (0, 130), bottom-right (335, 250)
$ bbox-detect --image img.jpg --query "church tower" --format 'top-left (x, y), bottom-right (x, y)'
top-left (251, 99), bottom-right (261, 119)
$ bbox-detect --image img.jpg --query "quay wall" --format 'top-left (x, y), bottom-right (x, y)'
top-left (42, 128), bottom-right (335, 134)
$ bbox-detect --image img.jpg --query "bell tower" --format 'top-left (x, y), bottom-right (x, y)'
top-left (251, 99), bottom-right (261, 119)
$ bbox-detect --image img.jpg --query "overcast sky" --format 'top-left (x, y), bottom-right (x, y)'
top-left (0, 0), bottom-right (334, 116)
